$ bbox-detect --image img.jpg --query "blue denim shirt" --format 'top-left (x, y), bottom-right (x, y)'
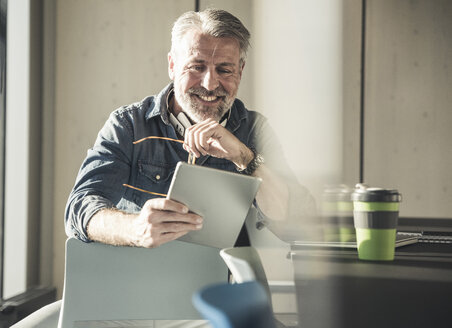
top-left (65, 83), bottom-right (297, 242)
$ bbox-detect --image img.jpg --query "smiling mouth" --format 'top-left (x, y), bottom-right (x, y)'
top-left (195, 94), bottom-right (221, 103)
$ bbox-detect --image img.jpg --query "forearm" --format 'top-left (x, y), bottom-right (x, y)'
top-left (240, 148), bottom-right (315, 222)
top-left (232, 145), bottom-right (290, 220)
top-left (87, 208), bottom-right (138, 247)
top-left (65, 193), bottom-right (117, 242)
top-left (253, 164), bottom-right (290, 221)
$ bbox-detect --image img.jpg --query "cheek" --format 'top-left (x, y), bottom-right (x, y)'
top-left (176, 71), bottom-right (200, 91)
top-left (222, 76), bottom-right (241, 95)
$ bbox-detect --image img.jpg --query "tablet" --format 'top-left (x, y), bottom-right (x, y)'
top-left (167, 162), bottom-right (262, 249)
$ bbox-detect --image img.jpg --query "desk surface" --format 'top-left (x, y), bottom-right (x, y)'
top-left (291, 220), bottom-right (452, 328)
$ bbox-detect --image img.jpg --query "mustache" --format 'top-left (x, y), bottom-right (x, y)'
top-left (188, 86), bottom-right (228, 98)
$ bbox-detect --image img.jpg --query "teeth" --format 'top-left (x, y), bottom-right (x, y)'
top-left (198, 95), bottom-right (217, 102)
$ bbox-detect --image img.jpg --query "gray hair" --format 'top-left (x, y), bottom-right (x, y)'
top-left (171, 8), bottom-right (251, 65)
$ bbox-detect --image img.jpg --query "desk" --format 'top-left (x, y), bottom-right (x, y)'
top-left (291, 219), bottom-right (452, 328)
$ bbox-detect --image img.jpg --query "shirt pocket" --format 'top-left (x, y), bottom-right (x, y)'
top-left (134, 161), bottom-right (175, 206)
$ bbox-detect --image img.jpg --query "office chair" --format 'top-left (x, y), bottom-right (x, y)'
top-left (192, 281), bottom-right (277, 328)
top-left (13, 238), bottom-right (228, 327)
top-left (56, 238), bottom-right (228, 327)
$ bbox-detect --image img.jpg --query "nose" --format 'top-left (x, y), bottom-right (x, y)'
top-left (201, 68), bottom-right (219, 91)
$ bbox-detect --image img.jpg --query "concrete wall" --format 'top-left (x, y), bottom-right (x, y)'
top-left (342, 0), bottom-right (362, 186)
top-left (364, 0), bottom-right (452, 217)
top-left (251, 0), bottom-right (344, 200)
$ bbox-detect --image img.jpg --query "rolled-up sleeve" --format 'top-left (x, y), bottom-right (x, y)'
top-left (65, 109), bottom-right (134, 242)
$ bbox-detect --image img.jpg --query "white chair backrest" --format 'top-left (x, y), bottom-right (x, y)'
top-left (58, 238), bottom-right (227, 328)
top-left (219, 246), bottom-right (269, 294)
top-left (220, 249), bottom-right (256, 283)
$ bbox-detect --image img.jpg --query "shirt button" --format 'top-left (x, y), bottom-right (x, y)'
top-left (155, 174), bottom-right (161, 180)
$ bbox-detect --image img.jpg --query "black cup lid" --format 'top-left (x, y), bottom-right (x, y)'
top-left (351, 183), bottom-right (402, 202)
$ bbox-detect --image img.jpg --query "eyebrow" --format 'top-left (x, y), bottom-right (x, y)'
top-left (217, 62), bottom-right (236, 68)
top-left (189, 59), bottom-right (236, 67)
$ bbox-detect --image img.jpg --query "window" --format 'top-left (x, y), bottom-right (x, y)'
top-left (0, 0), bottom-right (7, 299)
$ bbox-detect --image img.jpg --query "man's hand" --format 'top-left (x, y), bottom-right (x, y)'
top-left (183, 118), bottom-right (254, 170)
top-left (87, 198), bottom-right (202, 248)
top-left (132, 198), bottom-right (202, 248)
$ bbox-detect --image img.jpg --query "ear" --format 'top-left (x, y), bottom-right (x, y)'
top-left (168, 52), bottom-right (175, 80)
top-left (239, 61), bottom-right (245, 79)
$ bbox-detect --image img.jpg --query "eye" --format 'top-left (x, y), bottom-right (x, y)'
top-left (217, 67), bottom-right (232, 75)
top-left (189, 65), bottom-right (205, 72)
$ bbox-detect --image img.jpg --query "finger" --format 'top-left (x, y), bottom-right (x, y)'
top-left (143, 197), bottom-right (189, 214)
top-left (188, 120), bottom-right (221, 157)
top-left (160, 212), bottom-right (203, 225)
top-left (192, 120), bottom-right (217, 153)
top-left (145, 206), bottom-right (203, 225)
top-left (197, 121), bottom-right (221, 151)
top-left (185, 119), bottom-right (215, 156)
top-left (193, 128), bottom-right (209, 156)
top-left (159, 220), bottom-right (203, 234)
top-left (185, 124), bottom-right (204, 158)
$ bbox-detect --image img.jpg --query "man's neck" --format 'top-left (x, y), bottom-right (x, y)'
top-left (167, 89), bottom-right (180, 116)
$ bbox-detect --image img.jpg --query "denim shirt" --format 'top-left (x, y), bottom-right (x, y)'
top-left (65, 83), bottom-right (285, 242)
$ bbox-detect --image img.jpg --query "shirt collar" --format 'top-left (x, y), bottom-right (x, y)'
top-left (228, 101), bottom-right (246, 132)
top-left (145, 82), bottom-right (173, 123)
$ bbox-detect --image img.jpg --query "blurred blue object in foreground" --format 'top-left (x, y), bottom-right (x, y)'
top-left (192, 281), bottom-right (276, 328)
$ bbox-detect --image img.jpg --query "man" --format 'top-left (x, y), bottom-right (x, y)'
top-left (65, 8), bottom-right (314, 248)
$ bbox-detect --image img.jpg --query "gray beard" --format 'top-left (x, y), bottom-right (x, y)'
top-left (174, 86), bottom-right (235, 123)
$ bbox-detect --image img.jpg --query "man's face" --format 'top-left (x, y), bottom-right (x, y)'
top-left (168, 30), bottom-right (244, 123)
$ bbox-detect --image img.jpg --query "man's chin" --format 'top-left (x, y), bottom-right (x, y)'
top-left (186, 109), bottom-right (222, 123)
top-left (184, 102), bottom-right (226, 122)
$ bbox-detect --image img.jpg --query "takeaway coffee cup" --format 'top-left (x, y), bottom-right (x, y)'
top-left (351, 184), bottom-right (402, 261)
top-left (321, 185), bottom-right (355, 242)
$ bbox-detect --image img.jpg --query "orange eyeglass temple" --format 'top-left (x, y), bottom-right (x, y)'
top-left (133, 136), bottom-right (184, 145)
top-left (123, 184), bottom-right (167, 197)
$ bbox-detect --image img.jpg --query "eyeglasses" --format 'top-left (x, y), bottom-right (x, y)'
top-left (123, 136), bottom-right (195, 197)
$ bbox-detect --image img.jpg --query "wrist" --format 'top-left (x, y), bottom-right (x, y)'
top-left (235, 147), bottom-right (264, 175)
top-left (233, 146), bottom-right (254, 171)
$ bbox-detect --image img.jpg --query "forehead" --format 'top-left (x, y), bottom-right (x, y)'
top-left (174, 30), bottom-right (240, 64)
